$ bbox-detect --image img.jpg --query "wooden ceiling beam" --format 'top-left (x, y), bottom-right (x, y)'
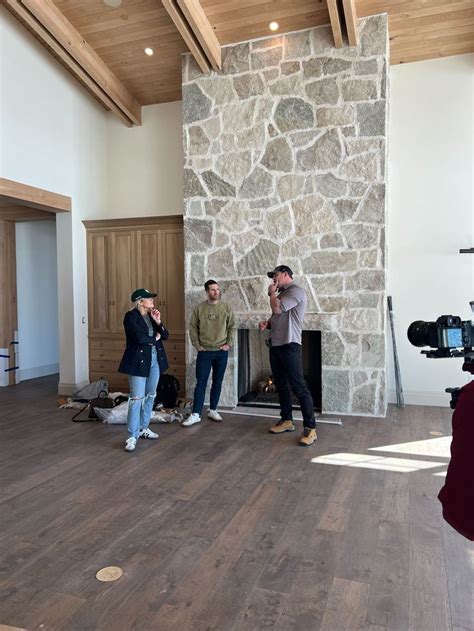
top-left (326, 0), bottom-right (344, 48)
top-left (342, 0), bottom-right (358, 46)
top-left (162, 0), bottom-right (211, 73)
top-left (21, 0), bottom-right (142, 124)
top-left (3, 0), bottom-right (134, 127)
top-left (4, 0), bottom-right (141, 126)
top-left (176, 0), bottom-right (222, 71)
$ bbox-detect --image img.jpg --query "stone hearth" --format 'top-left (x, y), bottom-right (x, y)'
top-left (182, 16), bottom-right (389, 416)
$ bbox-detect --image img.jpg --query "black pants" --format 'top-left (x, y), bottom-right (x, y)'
top-left (269, 343), bottom-right (316, 429)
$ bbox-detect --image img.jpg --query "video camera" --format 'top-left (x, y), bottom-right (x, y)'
top-left (407, 305), bottom-right (474, 409)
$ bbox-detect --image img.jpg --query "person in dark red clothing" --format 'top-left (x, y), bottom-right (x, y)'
top-left (438, 366), bottom-right (474, 541)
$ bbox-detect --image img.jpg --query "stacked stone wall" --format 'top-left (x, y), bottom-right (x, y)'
top-left (182, 16), bottom-right (389, 416)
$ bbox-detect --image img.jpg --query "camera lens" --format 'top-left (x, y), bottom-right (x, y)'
top-left (407, 321), bottom-right (437, 347)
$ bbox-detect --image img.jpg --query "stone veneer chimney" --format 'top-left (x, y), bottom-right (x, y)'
top-left (182, 15), bottom-right (389, 417)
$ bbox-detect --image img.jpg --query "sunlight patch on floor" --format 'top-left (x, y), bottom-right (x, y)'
top-left (368, 436), bottom-right (452, 458)
top-left (311, 452), bottom-right (446, 473)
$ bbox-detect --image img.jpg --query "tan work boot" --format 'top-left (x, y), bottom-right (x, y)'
top-left (269, 419), bottom-right (295, 434)
top-left (299, 427), bottom-right (317, 446)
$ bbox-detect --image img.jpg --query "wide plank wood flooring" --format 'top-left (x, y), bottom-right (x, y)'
top-left (0, 375), bottom-right (472, 631)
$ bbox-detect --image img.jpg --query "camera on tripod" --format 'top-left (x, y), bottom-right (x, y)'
top-left (406, 307), bottom-right (474, 541)
top-left (407, 307), bottom-right (474, 409)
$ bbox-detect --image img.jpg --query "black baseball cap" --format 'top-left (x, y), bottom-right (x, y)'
top-left (131, 288), bottom-right (157, 302)
top-left (267, 265), bottom-right (294, 279)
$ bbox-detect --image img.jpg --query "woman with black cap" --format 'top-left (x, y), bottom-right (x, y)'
top-left (118, 288), bottom-right (169, 452)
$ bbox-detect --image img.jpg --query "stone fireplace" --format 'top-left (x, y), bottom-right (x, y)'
top-left (182, 16), bottom-right (388, 417)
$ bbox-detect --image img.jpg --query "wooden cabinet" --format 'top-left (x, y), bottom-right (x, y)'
top-left (84, 217), bottom-right (185, 393)
top-left (87, 230), bottom-right (136, 334)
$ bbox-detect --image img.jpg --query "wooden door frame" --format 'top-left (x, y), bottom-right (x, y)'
top-left (0, 177), bottom-right (71, 217)
top-left (0, 178), bottom-right (71, 386)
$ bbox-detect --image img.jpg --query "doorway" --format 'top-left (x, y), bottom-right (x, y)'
top-left (0, 178), bottom-right (70, 387)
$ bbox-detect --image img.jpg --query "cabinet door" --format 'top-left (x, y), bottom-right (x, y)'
top-left (87, 232), bottom-right (114, 334)
top-left (160, 228), bottom-right (185, 333)
top-left (135, 229), bottom-right (162, 301)
top-left (112, 231), bottom-right (136, 333)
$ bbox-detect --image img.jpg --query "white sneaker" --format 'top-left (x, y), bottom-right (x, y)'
top-left (139, 427), bottom-right (159, 439)
top-left (182, 413), bottom-right (201, 427)
top-left (124, 437), bottom-right (137, 452)
top-left (208, 409), bottom-right (223, 422)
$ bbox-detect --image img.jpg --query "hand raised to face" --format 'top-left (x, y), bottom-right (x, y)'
top-left (151, 308), bottom-right (161, 324)
top-left (267, 279), bottom-right (278, 296)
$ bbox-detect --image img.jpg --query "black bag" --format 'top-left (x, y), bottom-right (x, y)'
top-left (72, 390), bottom-right (115, 422)
top-left (154, 374), bottom-right (180, 409)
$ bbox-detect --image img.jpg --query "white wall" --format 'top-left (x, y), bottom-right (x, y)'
top-left (387, 53), bottom-right (474, 406)
top-left (0, 7), bottom-right (183, 392)
top-left (0, 7), bottom-right (108, 392)
top-left (15, 221), bottom-right (59, 380)
top-left (107, 101), bottom-right (183, 217)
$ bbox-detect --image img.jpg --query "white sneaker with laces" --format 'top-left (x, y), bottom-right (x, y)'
top-left (182, 413), bottom-right (201, 427)
top-left (208, 409), bottom-right (223, 422)
top-left (124, 436), bottom-right (137, 452)
top-left (139, 427), bottom-right (159, 439)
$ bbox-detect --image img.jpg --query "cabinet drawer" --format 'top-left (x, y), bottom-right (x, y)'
top-left (90, 348), bottom-right (123, 362)
top-left (166, 340), bottom-right (184, 352)
top-left (167, 350), bottom-right (185, 364)
top-left (90, 371), bottom-right (129, 389)
top-left (168, 365), bottom-right (185, 377)
top-left (90, 360), bottom-right (120, 373)
top-left (90, 340), bottom-right (114, 350)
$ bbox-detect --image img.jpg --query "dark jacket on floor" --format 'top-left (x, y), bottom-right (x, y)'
top-left (118, 308), bottom-right (169, 377)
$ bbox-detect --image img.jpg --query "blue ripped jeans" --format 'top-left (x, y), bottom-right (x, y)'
top-left (127, 350), bottom-right (160, 438)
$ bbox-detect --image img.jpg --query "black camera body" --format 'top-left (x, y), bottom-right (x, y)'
top-left (407, 312), bottom-right (473, 409)
top-left (407, 316), bottom-right (473, 359)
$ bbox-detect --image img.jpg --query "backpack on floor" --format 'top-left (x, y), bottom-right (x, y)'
top-left (154, 374), bottom-right (180, 409)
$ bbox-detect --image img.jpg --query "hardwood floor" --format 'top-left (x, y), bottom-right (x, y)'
top-left (0, 376), bottom-right (472, 631)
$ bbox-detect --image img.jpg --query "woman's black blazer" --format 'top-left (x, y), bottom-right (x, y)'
top-left (118, 308), bottom-right (169, 377)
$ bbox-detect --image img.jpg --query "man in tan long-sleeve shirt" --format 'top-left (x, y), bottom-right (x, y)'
top-left (183, 279), bottom-right (235, 427)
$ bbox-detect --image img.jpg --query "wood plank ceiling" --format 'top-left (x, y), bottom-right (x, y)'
top-left (51, 0), bottom-right (474, 106)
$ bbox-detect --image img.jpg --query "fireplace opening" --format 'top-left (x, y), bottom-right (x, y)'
top-left (237, 329), bottom-right (322, 412)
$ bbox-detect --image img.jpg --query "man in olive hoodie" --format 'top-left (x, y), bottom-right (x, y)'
top-left (183, 279), bottom-right (235, 427)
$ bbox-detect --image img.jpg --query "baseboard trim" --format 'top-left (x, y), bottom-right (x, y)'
top-left (388, 389), bottom-right (450, 407)
top-left (18, 363), bottom-right (59, 382)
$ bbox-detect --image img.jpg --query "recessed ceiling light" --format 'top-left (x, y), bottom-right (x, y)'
top-left (144, 47), bottom-right (154, 56)
top-left (269, 21), bottom-right (279, 31)
top-left (103, 0), bottom-right (122, 7)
